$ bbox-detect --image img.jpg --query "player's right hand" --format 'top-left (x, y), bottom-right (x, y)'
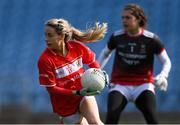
top-left (154, 74), bottom-right (168, 91)
top-left (73, 88), bottom-right (100, 96)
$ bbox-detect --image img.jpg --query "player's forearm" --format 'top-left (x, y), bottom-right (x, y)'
top-left (98, 45), bottom-right (112, 69)
top-left (157, 49), bottom-right (171, 78)
top-left (46, 86), bottom-right (74, 95)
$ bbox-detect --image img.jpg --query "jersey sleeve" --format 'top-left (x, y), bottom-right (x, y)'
top-left (152, 35), bottom-right (165, 55)
top-left (38, 58), bottom-right (56, 87)
top-left (107, 34), bottom-right (116, 50)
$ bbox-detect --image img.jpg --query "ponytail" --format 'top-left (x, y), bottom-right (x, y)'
top-left (71, 22), bottom-right (107, 43)
top-left (45, 18), bottom-right (107, 43)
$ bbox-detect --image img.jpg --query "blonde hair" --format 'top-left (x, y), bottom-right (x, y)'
top-left (45, 18), bottom-right (107, 43)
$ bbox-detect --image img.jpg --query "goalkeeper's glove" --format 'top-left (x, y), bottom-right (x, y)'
top-left (102, 70), bottom-right (109, 87)
top-left (73, 88), bottom-right (100, 96)
top-left (154, 74), bottom-right (168, 91)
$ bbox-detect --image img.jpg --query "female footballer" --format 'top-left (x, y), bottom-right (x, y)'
top-left (98, 4), bottom-right (171, 124)
top-left (37, 18), bottom-right (107, 124)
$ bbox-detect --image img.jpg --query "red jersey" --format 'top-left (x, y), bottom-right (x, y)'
top-left (108, 29), bottom-right (164, 85)
top-left (38, 40), bottom-right (99, 116)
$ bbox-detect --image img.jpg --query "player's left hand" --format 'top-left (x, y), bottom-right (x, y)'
top-left (102, 70), bottom-right (109, 87)
top-left (74, 88), bottom-right (100, 96)
top-left (154, 74), bottom-right (168, 91)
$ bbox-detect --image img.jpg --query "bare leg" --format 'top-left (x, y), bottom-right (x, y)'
top-left (79, 117), bottom-right (89, 125)
top-left (79, 96), bottom-right (104, 125)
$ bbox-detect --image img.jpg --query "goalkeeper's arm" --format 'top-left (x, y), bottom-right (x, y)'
top-left (98, 45), bottom-right (112, 69)
top-left (154, 49), bottom-right (171, 91)
top-left (156, 49), bottom-right (171, 78)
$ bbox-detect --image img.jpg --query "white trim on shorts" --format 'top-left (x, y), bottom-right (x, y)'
top-left (59, 96), bottom-right (94, 124)
top-left (109, 83), bottom-right (155, 102)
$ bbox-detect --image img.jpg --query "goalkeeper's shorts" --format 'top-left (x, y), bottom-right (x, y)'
top-left (109, 83), bottom-right (155, 102)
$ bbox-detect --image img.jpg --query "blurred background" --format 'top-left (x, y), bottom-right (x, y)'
top-left (0, 0), bottom-right (179, 124)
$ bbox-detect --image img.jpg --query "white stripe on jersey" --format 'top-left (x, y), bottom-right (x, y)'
top-left (55, 57), bottom-right (83, 78)
top-left (39, 74), bottom-right (49, 78)
top-left (40, 84), bottom-right (56, 87)
top-left (143, 30), bottom-right (155, 38)
top-left (113, 29), bottom-right (125, 36)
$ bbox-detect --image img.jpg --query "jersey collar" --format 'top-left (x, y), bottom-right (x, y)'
top-left (126, 28), bottom-right (144, 37)
top-left (46, 41), bottom-right (73, 56)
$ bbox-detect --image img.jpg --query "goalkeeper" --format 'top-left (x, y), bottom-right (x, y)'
top-left (98, 3), bottom-right (171, 124)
